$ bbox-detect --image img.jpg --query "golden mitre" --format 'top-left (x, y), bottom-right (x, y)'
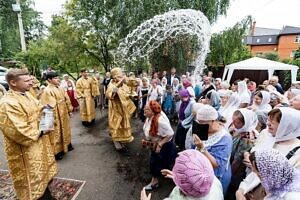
top-left (110, 67), bottom-right (123, 78)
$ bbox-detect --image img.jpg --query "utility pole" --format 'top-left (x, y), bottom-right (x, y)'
top-left (12, 0), bottom-right (26, 51)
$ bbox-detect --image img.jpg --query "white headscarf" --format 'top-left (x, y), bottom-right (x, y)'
top-left (221, 92), bottom-right (240, 128)
top-left (238, 81), bottom-right (250, 104)
top-left (235, 108), bottom-right (258, 134)
top-left (275, 107), bottom-right (300, 142)
top-left (257, 90), bottom-right (272, 112)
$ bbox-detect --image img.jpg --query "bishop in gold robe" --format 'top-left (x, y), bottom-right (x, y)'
top-left (76, 69), bottom-right (96, 126)
top-left (0, 68), bottom-right (57, 200)
top-left (106, 68), bottom-right (136, 148)
top-left (40, 71), bottom-right (73, 160)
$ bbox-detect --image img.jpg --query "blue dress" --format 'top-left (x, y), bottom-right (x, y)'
top-left (206, 131), bottom-right (232, 195)
top-left (186, 127), bottom-right (233, 195)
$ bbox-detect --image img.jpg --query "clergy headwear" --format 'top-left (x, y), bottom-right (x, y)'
top-left (110, 67), bottom-right (123, 79)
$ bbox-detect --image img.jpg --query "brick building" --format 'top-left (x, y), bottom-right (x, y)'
top-left (245, 22), bottom-right (300, 60)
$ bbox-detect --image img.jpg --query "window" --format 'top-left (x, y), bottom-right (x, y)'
top-left (256, 38), bottom-right (260, 43)
top-left (268, 37), bottom-right (272, 42)
top-left (295, 35), bottom-right (300, 43)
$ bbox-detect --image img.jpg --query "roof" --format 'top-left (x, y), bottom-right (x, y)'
top-left (225, 57), bottom-right (298, 70)
top-left (280, 26), bottom-right (300, 35)
top-left (245, 35), bottom-right (278, 45)
top-left (246, 26), bottom-right (300, 45)
top-left (253, 27), bottom-right (281, 36)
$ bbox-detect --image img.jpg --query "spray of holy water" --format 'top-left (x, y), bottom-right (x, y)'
top-left (116, 9), bottom-right (211, 83)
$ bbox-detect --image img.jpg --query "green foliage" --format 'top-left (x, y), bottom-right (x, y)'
top-left (16, 15), bottom-right (98, 79)
top-left (283, 58), bottom-right (300, 86)
top-left (0, 0), bottom-right (45, 60)
top-left (64, 0), bottom-right (230, 72)
top-left (12, 0), bottom-right (232, 75)
top-left (262, 52), bottom-right (279, 61)
top-left (149, 35), bottom-right (199, 73)
top-left (294, 47), bottom-right (300, 59)
top-left (207, 16), bottom-right (252, 67)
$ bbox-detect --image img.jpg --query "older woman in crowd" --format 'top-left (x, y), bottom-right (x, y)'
top-left (141, 149), bottom-right (224, 200)
top-left (147, 79), bottom-right (163, 104)
top-left (236, 107), bottom-right (300, 200)
top-left (60, 74), bottom-right (79, 111)
top-left (290, 94), bottom-right (300, 110)
top-left (237, 81), bottom-right (251, 108)
top-left (226, 109), bottom-right (258, 199)
top-left (182, 79), bottom-right (195, 99)
top-left (143, 100), bottom-right (176, 191)
top-left (220, 92), bottom-right (240, 128)
top-left (249, 149), bottom-right (300, 200)
top-left (175, 89), bottom-right (195, 151)
top-left (203, 90), bottom-right (221, 111)
top-left (218, 89), bottom-right (231, 113)
top-left (248, 90), bottom-right (272, 113)
top-left (186, 105), bottom-right (232, 195)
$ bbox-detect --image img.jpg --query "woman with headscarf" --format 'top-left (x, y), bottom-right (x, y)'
top-left (61, 74), bottom-right (79, 111)
top-left (248, 90), bottom-right (272, 113)
top-left (143, 100), bottom-right (176, 191)
top-left (190, 105), bottom-right (233, 195)
top-left (175, 89), bottom-right (195, 151)
top-left (139, 77), bottom-right (150, 122)
top-left (172, 78), bottom-right (183, 122)
top-left (290, 94), bottom-right (300, 110)
top-left (220, 92), bottom-right (240, 129)
top-left (203, 90), bottom-right (221, 111)
top-left (147, 79), bottom-right (163, 104)
top-left (182, 79), bottom-right (195, 99)
top-left (141, 149), bottom-right (224, 200)
top-left (236, 107), bottom-right (300, 200)
top-left (161, 77), bottom-right (168, 92)
top-left (248, 149), bottom-right (300, 200)
top-left (237, 81), bottom-right (251, 108)
top-left (226, 108), bottom-right (258, 198)
top-left (218, 89), bottom-right (231, 113)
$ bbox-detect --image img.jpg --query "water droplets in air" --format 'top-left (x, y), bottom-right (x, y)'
top-left (116, 9), bottom-right (211, 83)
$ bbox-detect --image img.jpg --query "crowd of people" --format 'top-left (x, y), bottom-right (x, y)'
top-left (0, 66), bottom-right (300, 200)
top-left (133, 68), bottom-right (300, 200)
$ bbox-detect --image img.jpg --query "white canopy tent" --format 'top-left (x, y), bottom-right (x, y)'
top-left (222, 57), bottom-right (298, 83)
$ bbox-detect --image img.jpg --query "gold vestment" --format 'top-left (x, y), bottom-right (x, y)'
top-left (28, 75), bottom-right (40, 98)
top-left (76, 77), bottom-right (96, 122)
top-left (0, 90), bottom-right (58, 200)
top-left (106, 82), bottom-right (136, 143)
top-left (40, 84), bottom-right (73, 154)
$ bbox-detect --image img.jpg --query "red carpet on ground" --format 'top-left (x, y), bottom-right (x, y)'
top-left (0, 169), bottom-right (85, 200)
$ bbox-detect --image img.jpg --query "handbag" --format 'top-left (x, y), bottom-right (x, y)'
top-left (245, 146), bottom-right (300, 200)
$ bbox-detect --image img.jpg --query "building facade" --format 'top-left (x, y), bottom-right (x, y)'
top-left (246, 22), bottom-right (300, 60)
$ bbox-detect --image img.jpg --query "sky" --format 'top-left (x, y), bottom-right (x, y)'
top-left (33, 0), bottom-right (300, 33)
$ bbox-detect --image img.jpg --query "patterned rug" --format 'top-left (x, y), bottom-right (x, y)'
top-left (0, 169), bottom-right (85, 200)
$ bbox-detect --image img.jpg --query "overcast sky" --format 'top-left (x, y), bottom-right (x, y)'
top-left (33, 0), bottom-right (300, 32)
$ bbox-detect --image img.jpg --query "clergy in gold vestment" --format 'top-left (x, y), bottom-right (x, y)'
top-left (76, 69), bottom-right (96, 126)
top-left (0, 68), bottom-right (57, 200)
top-left (106, 68), bottom-right (136, 147)
top-left (40, 71), bottom-right (73, 160)
top-left (28, 75), bottom-right (40, 98)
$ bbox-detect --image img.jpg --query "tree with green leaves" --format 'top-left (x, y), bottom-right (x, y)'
top-left (64, 0), bottom-right (231, 72)
top-left (16, 15), bottom-right (99, 79)
top-left (0, 0), bottom-right (45, 60)
top-left (207, 16), bottom-right (252, 67)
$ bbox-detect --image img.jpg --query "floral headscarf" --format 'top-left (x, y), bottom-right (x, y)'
top-left (255, 149), bottom-right (300, 199)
